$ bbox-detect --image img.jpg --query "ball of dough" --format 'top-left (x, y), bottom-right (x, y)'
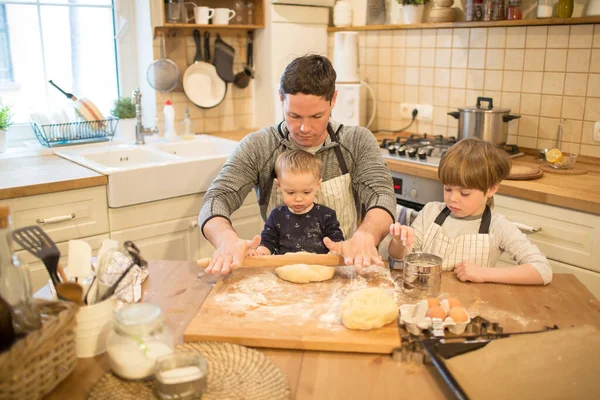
top-left (274, 264), bottom-right (335, 284)
top-left (341, 288), bottom-right (399, 330)
top-left (447, 297), bottom-right (462, 309)
top-left (426, 306), bottom-right (447, 320)
top-left (448, 307), bottom-right (469, 322)
top-left (427, 297), bottom-right (441, 309)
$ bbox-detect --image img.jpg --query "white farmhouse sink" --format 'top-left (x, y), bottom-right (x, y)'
top-left (55, 135), bottom-right (239, 208)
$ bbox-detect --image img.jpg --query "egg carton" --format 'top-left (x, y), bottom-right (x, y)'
top-left (399, 299), bottom-right (471, 335)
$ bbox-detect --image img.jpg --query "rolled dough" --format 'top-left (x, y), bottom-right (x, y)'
top-left (274, 264), bottom-right (335, 284)
top-left (341, 288), bottom-right (399, 330)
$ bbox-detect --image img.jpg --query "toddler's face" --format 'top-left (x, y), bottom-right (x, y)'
top-left (276, 171), bottom-right (320, 214)
top-left (443, 185), bottom-right (495, 218)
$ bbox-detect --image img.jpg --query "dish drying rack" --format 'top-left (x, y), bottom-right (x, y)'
top-left (30, 117), bottom-right (118, 147)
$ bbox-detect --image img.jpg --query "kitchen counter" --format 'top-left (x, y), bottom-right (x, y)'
top-left (0, 155), bottom-right (107, 200)
top-left (43, 260), bottom-right (600, 399)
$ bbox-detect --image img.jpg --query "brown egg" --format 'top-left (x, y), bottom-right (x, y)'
top-left (448, 307), bottom-right (469, 322)
top-left (426, 306), bottom-right (447, 320)
top-left (447, 297), bottom-right (462, 309)
top-left (427, 297), bottom-right (441, 309)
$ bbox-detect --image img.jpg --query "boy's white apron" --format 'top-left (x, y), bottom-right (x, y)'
top-left (421, 206), bottom-right (492, 270)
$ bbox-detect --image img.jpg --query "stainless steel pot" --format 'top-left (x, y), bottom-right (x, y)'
top-left (448, 97), bottom-right (520, 145)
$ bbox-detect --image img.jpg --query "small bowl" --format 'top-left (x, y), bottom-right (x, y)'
top-left (547, 152), bottom-right (577, 170)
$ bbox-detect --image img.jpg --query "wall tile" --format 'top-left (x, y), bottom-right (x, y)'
top-left (436, 29), bottom-right (453, 48)
top-left (432, 125), bottom-right (448, 137)
top-left (465, 90), bottom-right (481, 106)
top-left (450, 69), bottom-right (467, 88)
top-left (433, 106), bottom-right (449, 125)
top-left (582, 121), bottom-right (597, 145)
top-left (594, 25), bottom-right (600, 48)
top-left (486, 49), bottom-right (505, 70)
top-left (380, 31), bottom-right (393, 48)
top-left (566, 49), bottom-right (591, 73)
top-left (470, 28), bottom-right (488, 48)
top-left (504, 49), bottom-right (525, 70)
top-left (453, 29), bottom-right (470, 48)
top-left (468, 49), bottom-right (486, 69)
top-left (433, 87), bottom-right (450, 106)
top-left (378, 66), bottom-right (392, 84)
top-left (562, 96), bottom-right (585, 120)
top-left (569, 25), bottom-right (594, 49)
top-left (564, 73), bottom-right (588, 96)
top-left (526, 26), bottom-right (548, 48)
top-left (485, 70), bottom-right (504, 91)
top-left (435, 68), bottom-right (451, 87)
top-left (392, 48), bottom-right (405, 66)
top-left (563, 119), bottom-right (583, 143)
top-left (406, 48), bottom-right (420, 66)
top-left (467, 70), bottom-right (485, 90)
top-left (580, 145), bottom-right (600, 158)
top-left (391, 84), bottom-right (404, 103)
top-left (540, 95), bottom-right (563, 117)
top-left (518, 136), bottom-right (538, 149)
top-left (392, 67), bottom-right (405, 84)
top-left (520, 93), bottom-right (542, 115)
top-left (502, 70), bottom-right (523, 92)
top-left (405, 67), bottom-right (420, 85)
top-left (518, 115), bottom-right (539, 137)
top-left (451, 49), bottom-right (469, 68)
top-left (366, 31), bottom-right (379, 48)
top-left (421, 30), bottom-right (437, 48)
top-left (591, 50), bottom-right (600, 73)
top-left (524, 49), bottom-right (546, 71)
top-left (366, 47), bottom-right (379, 65)
top-left (501, 92), bottom-right (521, 113)
top-left (544, 49), bottom-right (567, 72)
top-left (488, 27), bottom-right (507, 48)
top-left (542, 72), bottom-right (565, 95)
top-left (585, 97), bottom-right (600, 120)
top-left (506, 27), bottom-right (526, 48)
top-left (378, 48), bottom-right (392, 66)
top-left (547, 26), bottom-right (570, 49)
top-left (435, 49), bottom-right (452, 68)
top-left (419, 68), bottom-right (434, 86)
top-left (393, 30), bottom-right (406, 48)
top-left (587, 73), bottom-right (600, 96)
top-left (365, 65), bottom-right (378, 83)
top-left (538, 117), bottom-right (560, 140)
top-left (449, 89), bottom-right (466, 107)
top-left (406, 30), bottom-right (421, 48)
top-left (420, 48), bottom-right (436, 67)
top-left (404, 85), bottom-right (419, 103)
top-left (419, 86), bottom-right (434, 104)
top-left (521, 71), bottom-right (543, 93)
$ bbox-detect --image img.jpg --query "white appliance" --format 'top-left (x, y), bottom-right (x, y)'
top-left (330, 31), bottom-right (375, 128)
top-left (253, 3), bottom-right (330, 126)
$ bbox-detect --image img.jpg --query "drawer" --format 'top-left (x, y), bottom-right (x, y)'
top-left (5, 186), bottom-right (109, 247)
top-left (16, 233), bottom-right (109, 293)
top-left (495, 195), bottom-right (600, 272)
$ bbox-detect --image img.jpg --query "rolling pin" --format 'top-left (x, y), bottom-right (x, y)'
top-left (196, 254), bottom-right (346, 269)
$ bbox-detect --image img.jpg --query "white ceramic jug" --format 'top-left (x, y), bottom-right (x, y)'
top-left (333, 1), bottom-right (353, 27)
top-left (333, 31), bottom-right (360, 83)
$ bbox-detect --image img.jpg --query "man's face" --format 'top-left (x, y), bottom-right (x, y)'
top-left (280, 91), bottom-right (337, 148)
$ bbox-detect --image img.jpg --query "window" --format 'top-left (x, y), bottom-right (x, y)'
top-left (0, 5), bottom-right (14, 83)
top-left (0, 0), bottom-right (121, 125)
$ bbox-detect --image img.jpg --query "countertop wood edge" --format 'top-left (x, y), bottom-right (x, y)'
top-left (0, 175), bottom-right (108, 200)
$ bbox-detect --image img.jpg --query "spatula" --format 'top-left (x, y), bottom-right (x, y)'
top-left (196, 253), bottom-right (345, 269)
top-left (12, 226), bottom-right (68, 285)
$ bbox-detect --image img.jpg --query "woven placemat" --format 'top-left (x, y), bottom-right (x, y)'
top-left (540, 165), bottom-right (588, 175)
top-left (88, 342), bottom-right (291, 400)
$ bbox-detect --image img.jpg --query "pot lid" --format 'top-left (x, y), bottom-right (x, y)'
top-left (458, 96), bottom-right (511, 113)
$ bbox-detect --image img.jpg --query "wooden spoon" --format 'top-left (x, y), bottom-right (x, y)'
top-left (196, 254), bottom-right (345, 269)
top-left (56, 282), bottom-right (84, 306)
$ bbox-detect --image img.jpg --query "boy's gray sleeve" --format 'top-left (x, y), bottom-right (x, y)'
top-left (198, 133), bottom-right (262, 235)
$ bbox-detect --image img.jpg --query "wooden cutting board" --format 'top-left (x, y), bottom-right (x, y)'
top-left (184, 265), bottom-right (402, 354)
top-left (506, 165), bottom-right (543, 180)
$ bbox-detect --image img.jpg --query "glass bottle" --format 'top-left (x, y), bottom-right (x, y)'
top-left (537, 0), bottom-right (554, 18)
top-left (556, 0), bottom-right (574, 17)
top-left (233, 0), bottom-right (248, 25)
top-left (506, 0), bottom-right (523, 20)
top-left (165, 0), bottom-right (181, 23)
top-left (0, 205), bottom-right (41, 335)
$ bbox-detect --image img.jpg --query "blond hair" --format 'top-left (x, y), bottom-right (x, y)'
top-left (438, 138), bottom-right (511, 207)
top-left (275, 150), bottom-right (322, 180)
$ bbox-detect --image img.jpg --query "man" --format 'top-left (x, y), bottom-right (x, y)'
top-left (199, 54), bottom-right (396, 274)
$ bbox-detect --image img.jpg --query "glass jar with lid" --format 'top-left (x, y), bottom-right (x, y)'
top-left (107, 303), bottom-right (174, 380)
top-left (506, 0), bottom-right (523, 20)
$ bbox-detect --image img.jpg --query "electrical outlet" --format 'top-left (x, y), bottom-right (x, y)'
top-left (415, 104), bottom-right (433, 122)
top-left (594, 122), bottom-right (600, 142)
top-left (399, 103), bottom-right (415, 119)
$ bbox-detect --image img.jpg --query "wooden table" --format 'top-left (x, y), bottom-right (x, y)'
top-left (44, 261), bottom-right (600, 400)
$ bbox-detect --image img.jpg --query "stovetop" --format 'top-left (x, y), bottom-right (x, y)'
top-left (380, 134), bottom-right (458, 168)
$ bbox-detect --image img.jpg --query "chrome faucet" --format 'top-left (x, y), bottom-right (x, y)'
top-left (133, 89), bottom-right (159, 145)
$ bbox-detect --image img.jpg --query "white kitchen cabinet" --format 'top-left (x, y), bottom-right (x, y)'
top-left (231, 195), bottom-right (264, 241)
top-left (495, 194), bottom-right (600, 299)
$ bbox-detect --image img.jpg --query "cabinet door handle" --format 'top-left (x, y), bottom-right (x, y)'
top-left (189, 220), bottom-right (199, 228)
top-left (36, 213), bottom-right (76, 225)
top-left (512, 222), bottom-right (542, 233)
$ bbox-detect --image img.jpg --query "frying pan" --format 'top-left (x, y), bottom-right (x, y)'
top-left (183, 30), bottom-right (227, 109)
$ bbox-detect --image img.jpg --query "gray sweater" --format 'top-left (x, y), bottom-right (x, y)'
top-left (199, 121), bottom-right (397, 235)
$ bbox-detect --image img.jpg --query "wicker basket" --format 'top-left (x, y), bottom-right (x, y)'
top-left (0, 300), bottom-right (78, 400)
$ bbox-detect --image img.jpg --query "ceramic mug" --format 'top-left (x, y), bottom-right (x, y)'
top-left (194, 6), bottom-right (215, 25)
top-left (213, 8), bottom-right (236, 25)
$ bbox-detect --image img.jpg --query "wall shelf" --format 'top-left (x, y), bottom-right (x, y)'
top-left (154, 24), bottom-right (264, 38)
top-left (327, 16), bottom-right (600, 32)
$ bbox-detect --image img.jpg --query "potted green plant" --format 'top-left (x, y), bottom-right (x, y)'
top-left (110, 97), bottom-right (136, 142)
top-left (0, 101), bottom-right (14, 153)
top-left (399, 0), bottom-right (429, 24)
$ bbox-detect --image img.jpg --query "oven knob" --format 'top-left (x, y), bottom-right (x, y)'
top-left (387, 144), bottom-right (397, 155)
top-left (418, 149), bottom-right (427, 160)
top-left (397, 146), bottom-right (407, 156)
top-left (410, 189), bottom-right (418, 199)
top-left (407, 148), bottom-right (417, 158)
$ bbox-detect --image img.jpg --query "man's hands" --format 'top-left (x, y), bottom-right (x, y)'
top-left (205, 234), bottom-right (261, 275)
top-left (247, 245), bottom-right (271, 256)
top-left (324, 230), bottom-right (382, 269)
